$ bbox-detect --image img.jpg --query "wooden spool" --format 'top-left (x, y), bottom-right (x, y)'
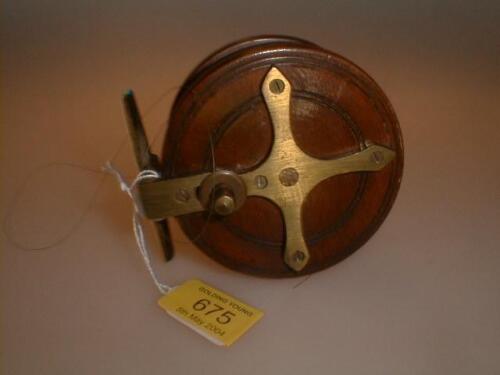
top-left (162, 36), bottom-right (404, 277)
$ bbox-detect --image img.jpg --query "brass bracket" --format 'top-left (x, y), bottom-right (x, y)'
top-left (135, 68), bottom-right (396, 271)
top-left (123, 91), bottom-right (174, 261)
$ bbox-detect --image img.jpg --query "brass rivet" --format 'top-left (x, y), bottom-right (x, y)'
top-left (255, 175), bottom-right (268, 189)
top-left (371, 150), bottom-right (384, 165)
top-left (269, 79), bottom-right (285, 94)
top-left (293, 250), bottom-right (306, 263)
top-left (279, 167), bottom-right (299, 186)
top-left (175, 188), bottom-right (190, 202)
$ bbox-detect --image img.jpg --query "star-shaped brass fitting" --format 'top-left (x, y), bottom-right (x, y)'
top-left (134, 68), bottom-right (396, 271)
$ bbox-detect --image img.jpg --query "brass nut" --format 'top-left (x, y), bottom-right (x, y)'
top-left (214, 194), bottom-right (236, 216)
top-left (198, 170), bottom-right (247, 213)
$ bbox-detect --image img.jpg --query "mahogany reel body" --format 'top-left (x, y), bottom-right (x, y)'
top-left (162, 36), bottom-right (404, 277)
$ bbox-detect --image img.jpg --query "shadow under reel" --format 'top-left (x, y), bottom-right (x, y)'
top-left (124, 35), bottom-right (404, 278)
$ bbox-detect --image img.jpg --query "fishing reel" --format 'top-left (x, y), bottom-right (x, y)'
top-left (124, 36), bottom-right (403, 277)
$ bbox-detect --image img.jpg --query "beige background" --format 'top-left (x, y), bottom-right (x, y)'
top-left (2, 1), bottom-right (499, 374)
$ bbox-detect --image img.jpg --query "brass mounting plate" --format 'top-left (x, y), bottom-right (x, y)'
top-left (138, 67), bottom-right (395, 271)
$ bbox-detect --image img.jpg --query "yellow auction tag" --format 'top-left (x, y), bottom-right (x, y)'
top-left (158, 279), bottom-right (264, 346)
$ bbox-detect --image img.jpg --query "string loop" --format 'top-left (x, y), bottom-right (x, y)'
top-left (103, 162), bottom-right (172, 294)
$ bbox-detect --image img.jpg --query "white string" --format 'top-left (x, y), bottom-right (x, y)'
top-left (103, 162), bottom-right (172, 294)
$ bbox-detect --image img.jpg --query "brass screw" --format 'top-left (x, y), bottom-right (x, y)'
top-left (255, 175), bottom-right (268, 189)
top-left (175, 188), bottom-right (190, 202)
top-left (371, 150), bottom-right (384, 165)
top-left (269, 79), bottom-right (285, 94)
top-left (293, 250), bottom-right (306, 263)
top-left (279, 167), bottom-right (299, 187)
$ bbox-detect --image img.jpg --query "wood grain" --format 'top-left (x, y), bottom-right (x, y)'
top-left (162, 36), bottom-right (404, 277)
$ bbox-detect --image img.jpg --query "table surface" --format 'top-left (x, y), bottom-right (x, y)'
top-left (2, 1), bottom-right (499, 374)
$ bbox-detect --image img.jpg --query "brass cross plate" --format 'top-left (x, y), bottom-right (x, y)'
top-left (122, 35), bottom-right (404, 278)
top-left (134, 67), bottom-right (396, 272)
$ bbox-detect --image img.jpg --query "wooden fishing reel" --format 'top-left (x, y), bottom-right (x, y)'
top-left (124, 36), bottom-right (403, 277)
